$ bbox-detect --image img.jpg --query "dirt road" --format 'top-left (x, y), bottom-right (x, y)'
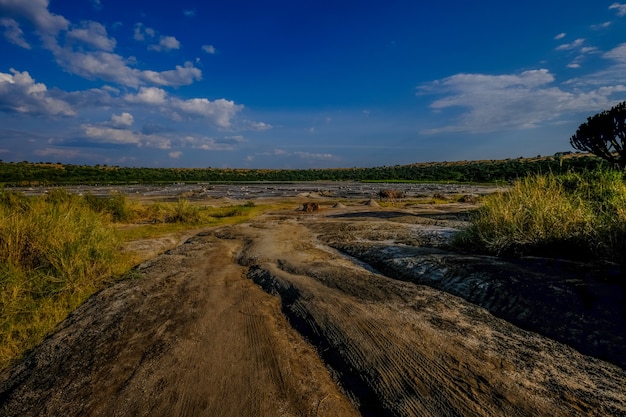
top-left (1, 203), bottom-right (625, 416)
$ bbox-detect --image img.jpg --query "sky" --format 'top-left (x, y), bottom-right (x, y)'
top-left (1, 1), bottom-right (626, 169)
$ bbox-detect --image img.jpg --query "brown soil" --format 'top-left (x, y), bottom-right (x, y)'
top-left (1, 201), bottom-right (625, 416)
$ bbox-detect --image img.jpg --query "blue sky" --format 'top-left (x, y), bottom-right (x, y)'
top-left (1, 1), bottom-right (626, 168)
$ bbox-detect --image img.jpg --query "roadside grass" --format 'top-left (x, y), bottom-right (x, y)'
top-left (453, 170), bottom-right (626, 265)
top-left (0, 191), bottom-right (267, 370)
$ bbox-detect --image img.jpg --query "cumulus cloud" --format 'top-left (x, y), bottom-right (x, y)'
top-left (110, 112), bottom-right (134, 127)
top-left (124, 86), bottom-right (167, 104)
top-left (51, 44), bottom-right (201, 88)
top-left (0, 68), bottom-right (75, 116)
top-left (172, 97), bottom-right (243, 128)
top-left (180, 135), bottom-right (240, 151)
top-left (169, 151), bottom-right (182, 158)
top-left (133, 23), bottom-right (155, 41)
top-left (0, 0), bottom-right (69, 39)
top-left (609, 2), bottom-right (626, 16)
top-left (201, 44), bottom-right (216, 54)
top-left (1, 3), bottom-right (202, 89)
top-left (418, 69), bottom-right (626, 134)
top-left (82, 124), bottom-right (171, 149)
top-left (66, 21), bottom-right (116, 51)
top-left (148, 35), bottom-right (181, 52)
top-left (247, 121), bottom-right (272, 131)
top-left (0, 17), bottom-right (30, 48)
top-left (554, 32), bottom-right (566, 40)
top-left (123, 88), bottom-right (244, 129)
top-left (140, 62), bottom-right (201, 86)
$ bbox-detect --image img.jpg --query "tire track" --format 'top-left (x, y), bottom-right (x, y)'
top-left (241, 218), bottom-right (626, 417)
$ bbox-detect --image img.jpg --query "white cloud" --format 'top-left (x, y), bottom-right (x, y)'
top-left (172, 97), bottom-right (243, 128)
top-left (133, 23), bottom-right (155, 41)
top-left (554, 32), bottom-right (566, 40)
top-left (567, 63), bottom-right (581, 69)
top-left (418, 69), bottom-right (626, 134)
top-left (110, 112), bottom-right (134, 127)
top-left (609, 3), bottom-right (626, 16)
top-left (140, 62), bottom-right (201, 86)
top-left (202, 44), bottom-right (216, 54)
top-left (66, 21), bottom-right (115, 51)
top-left (123, 88), bottom-right (243, 129)
top-left (51, 44), bottom-right (201, 87)
top-left (1, 3), bottom-right (202, 89)
top-left (591, 21), bottom-right (612, 30)
top-left (604, 43), bottom-right (626, 62)
top-left (148, 35), bottom-right (181, 52)
top-left (82, 124), bottom-right (171, 149)
top-left (0, 0), bottom-right (69, 39)
top-left (0, 17), bottom-right (30, 48)
top-left (169, 151), bottom-right (182, 158)
top-left (0, 68), bottom-right (75, 116)
top-left (180, 135), bottom-right (239, 151)
top-left (556, 38), bottom-right (585, 51)
top-left (124, 87), bottom-right (167, 104)
top-left (248, 121), bottom-right (272, 131)
top-left (294, 152), bottom-right (336, 160)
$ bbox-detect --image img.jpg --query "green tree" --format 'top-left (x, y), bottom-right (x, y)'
top-left (570, 101), bottom-right (626, 169)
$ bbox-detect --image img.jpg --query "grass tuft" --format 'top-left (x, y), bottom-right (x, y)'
top-left (453, 170), bottom-right (626, 264)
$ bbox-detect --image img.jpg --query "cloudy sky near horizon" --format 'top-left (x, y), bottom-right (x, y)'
top-left (1, 1), bottom-right (626, 168)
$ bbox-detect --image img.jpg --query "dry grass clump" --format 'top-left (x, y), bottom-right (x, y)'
top-left (454, 170), bottom-right (626, 264)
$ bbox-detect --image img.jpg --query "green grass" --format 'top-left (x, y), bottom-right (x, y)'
top-left (0, 191), bottom-right (121, 369)
top-left (453, 169), bottom-right (626, 265)
top-left (0, 191), bottom-right (267, 370)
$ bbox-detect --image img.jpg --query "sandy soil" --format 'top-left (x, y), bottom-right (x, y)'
top-left (1, 196), bottom-right (625, 416)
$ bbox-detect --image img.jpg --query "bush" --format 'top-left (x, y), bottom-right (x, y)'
top-left (454, 170), bottom-right (626, 264)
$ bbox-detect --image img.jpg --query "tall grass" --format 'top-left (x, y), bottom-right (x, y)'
top-left (454, 170), bottom-right (626, 264)
top-left (0, 191), bottom-right (265, 369)
top-left (0, 191), bottom-right (120, 369)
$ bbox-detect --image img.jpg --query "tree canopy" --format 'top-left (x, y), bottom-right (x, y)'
top-left (570, 101), bottom-right (626, 169)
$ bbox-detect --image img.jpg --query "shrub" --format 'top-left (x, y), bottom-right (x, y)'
top-left (455, 171), bottom-right (594, 256)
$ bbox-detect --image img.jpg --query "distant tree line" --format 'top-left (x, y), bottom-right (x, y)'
top-left (0, 155), bottom-right (609, 187)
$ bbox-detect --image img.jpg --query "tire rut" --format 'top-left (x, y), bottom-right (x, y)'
top-left (237, 218), bottom-right (626, 417)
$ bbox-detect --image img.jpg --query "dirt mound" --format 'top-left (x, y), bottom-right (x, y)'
top-left (364, 198), bottom-right (379, 207)
top-left (300, 202), bottom-right (319, 212)
top-left (333, 202), bottom-right (347, 208)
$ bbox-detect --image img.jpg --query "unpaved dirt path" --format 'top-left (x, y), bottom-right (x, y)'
top-left (1, 204), bottom-right (625, 416)
top-left (0, 228), bottom-right (358, 417)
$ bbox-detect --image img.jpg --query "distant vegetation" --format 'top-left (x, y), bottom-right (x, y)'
top-left (0, 190), bottom-right (263, 370)
top-left (454, 169), bottom-right (626, 266)
top-left (0, 153), bottom-right (607, 186)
